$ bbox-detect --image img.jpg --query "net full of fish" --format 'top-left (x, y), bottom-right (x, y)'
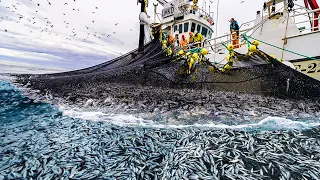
top-left (1, 81), bottom-right (320, 180)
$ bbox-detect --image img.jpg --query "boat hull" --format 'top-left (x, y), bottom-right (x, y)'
top-left (290, 58), bottom-right (320, 81)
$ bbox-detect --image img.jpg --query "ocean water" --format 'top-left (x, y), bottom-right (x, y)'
top-left (1, 77), bottom-right (320, 179)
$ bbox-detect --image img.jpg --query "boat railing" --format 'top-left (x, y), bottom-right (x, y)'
top-left (180, 4), bottom-right (214, 24)
top-left (186, 25), bottom-right (255, 54)
top-left (290, 7), bottom-right (320, 34)
top-left (187, 7), bottom-right (320, 54)
top-left (191, 8), bottom-right (287, 53)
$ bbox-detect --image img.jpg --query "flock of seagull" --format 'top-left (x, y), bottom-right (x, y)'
top-left (0, 0), bottom-right (138, 47)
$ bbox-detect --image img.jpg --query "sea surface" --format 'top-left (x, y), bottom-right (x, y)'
top-left (1, 73), bottom-right (320, 179)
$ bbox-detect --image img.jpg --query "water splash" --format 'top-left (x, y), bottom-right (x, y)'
top-left (59, 106), bottom-right (320, 131)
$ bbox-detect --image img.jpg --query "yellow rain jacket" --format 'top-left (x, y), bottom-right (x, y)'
top-left (194, 33), bottom-right (204, 47)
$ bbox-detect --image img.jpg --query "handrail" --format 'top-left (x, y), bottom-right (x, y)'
top-left (290, 7), bottom-right (320, 18)
top-left (183, 6), bottom-right (320, 53)
top-left (239, 19), bottom-right (256, 29)
top-left (295, 17), bottom-right (320, 25)
top-left (181, 4), bottom-right (214, 22)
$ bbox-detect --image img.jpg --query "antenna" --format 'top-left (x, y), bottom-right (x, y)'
top-left (153, 3), bottom-right (158, 23)
top-left (205, 1), bottom-right (207, 13)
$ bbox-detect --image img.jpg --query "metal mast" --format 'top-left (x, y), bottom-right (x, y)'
top-left (138, 0), bottom-right (147, 52)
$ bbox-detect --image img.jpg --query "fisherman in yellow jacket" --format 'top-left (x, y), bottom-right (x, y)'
top-left (194, 32), bottom-right (204, 47)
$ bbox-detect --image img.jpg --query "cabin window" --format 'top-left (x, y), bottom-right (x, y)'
top-left (179, 24), bottom-right (183, 33)
top-left (202, 27), bottom-right (208, 37)
top-left (197, 24), bottom-right (201, 32)
top-left (174, 25), bottom-right (177, 33)
top-left (191, 22), bottom-right (196, 32)
top-left (184, 22), bottom-right (189, 33)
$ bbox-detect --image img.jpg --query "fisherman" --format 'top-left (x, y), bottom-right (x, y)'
top-left (168, 35), bottom-right (174, 47)
top-left (194, 31), bottom-right (204, 47)
top-left (230, 18), bottom-right (240, 48)
top-left (174, 34), bottom-right (180, 47)
top-left (180, 34), bottom-right (189, 52)
top-left (188, 32), bottom-right (195, 48)
top-left (191, 0), bottom-right (199, 14)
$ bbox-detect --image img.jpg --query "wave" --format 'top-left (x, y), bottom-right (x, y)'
top-left (59, 106), bottom-right (320, 131)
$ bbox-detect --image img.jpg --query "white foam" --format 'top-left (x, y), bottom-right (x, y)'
top-left (59, 106), bottom-right (320, 131)
top-left (60, 106), bottom-right (154, 126)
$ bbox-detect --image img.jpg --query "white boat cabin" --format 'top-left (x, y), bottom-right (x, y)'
top-left (160, 0), bottom-right (214, 40)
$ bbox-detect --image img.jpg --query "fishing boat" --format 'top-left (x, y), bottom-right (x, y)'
top-left (155, 0), bottom-right (320, 79)
top-left (15, 0), bottom-right (320, 99)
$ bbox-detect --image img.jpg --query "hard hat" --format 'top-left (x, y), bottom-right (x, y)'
top-left (227, 44), bottom-right (234, 51)
top-left (178, 50), bottom-right (184, 55)
top-left (201, 48), bottom-right (208, 55)
top-left (270, 54), bottom-right (275, 58)
top-left (249, 45), bottom-right (257, 52)
top-left (163, 40), bottom-right (167, 44)
top-left (219, 68), bottom-right (225, 73)
top-left (186, 52), bottom-right (191, 56)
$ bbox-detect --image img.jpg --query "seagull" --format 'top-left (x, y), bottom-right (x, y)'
top-left (115, 23), bottom-right (119, 26)
top-left (241, 1), bottom-right (245, 4)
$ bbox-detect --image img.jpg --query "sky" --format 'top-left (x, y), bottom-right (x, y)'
top-left (0, 0), bottom-right (268, 72)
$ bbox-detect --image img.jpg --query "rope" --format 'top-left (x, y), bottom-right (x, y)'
top-left (243, 34), bottom-right (317, 60)
top-left (242, 34), bottom-right (251, 48)
top-left (281, 11), bottom-right (290, 60)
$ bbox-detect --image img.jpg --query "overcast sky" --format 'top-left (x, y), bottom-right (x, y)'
top-left (0, 0), bottom-right (268, 71)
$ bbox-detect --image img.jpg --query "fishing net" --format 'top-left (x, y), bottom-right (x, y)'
top-left (15, 28), bottom-right (320, 98)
